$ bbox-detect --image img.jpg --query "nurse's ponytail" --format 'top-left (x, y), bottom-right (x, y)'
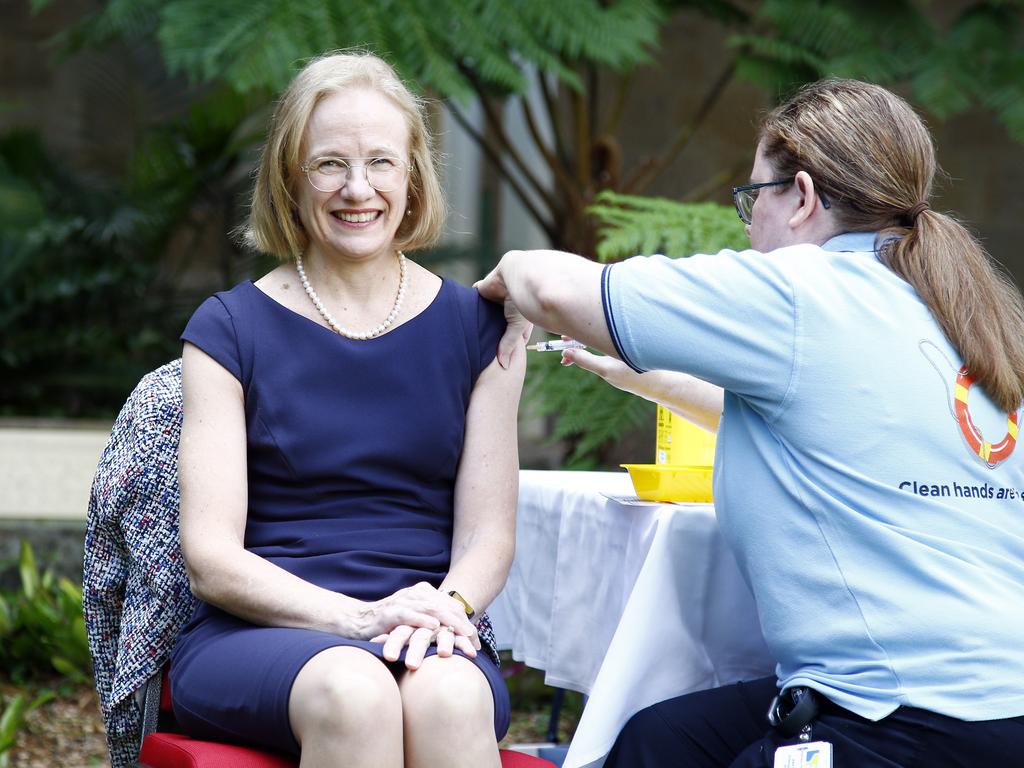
top-left (760, 79), bottom-right (1024, 413)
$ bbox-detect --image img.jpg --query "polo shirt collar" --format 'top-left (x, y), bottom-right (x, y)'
top-left (821, 231), bottom-right (880, 253)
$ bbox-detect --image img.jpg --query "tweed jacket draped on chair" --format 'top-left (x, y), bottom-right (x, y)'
top-left (84, 359), bottom-right (192, 768)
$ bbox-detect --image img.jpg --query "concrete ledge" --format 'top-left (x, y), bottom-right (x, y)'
top-left (0, 421), bottom-right (110, 588)
top-left (0, 421), bottom-right (111, 522)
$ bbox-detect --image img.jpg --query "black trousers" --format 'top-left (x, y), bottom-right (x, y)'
top-left (604, 676), bottom-right (1024, 767)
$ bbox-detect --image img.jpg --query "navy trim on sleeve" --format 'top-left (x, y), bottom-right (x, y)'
top-left (601, 263), bottom-right (645, 374)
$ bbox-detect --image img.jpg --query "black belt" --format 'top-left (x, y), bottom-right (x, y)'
top-left (767, 686), bottom-right (821, 737)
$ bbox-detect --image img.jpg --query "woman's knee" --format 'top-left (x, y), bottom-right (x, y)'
top-left (289, 647), bottom-right (402, 739)
top-left (399, 655), bottom-right (494, 729)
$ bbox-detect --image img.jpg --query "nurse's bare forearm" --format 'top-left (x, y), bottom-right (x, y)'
top-left (565, 348), bottom-right (724, 432)
top-left (632, 370), bottom-right (723, 432)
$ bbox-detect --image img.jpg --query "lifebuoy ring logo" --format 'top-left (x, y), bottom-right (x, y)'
top-left (920, 340), bottom-right (1020, 469)
top-left (954, 367), bottom-right (1019, 468)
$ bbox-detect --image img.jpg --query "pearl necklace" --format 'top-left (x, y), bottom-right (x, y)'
top-left (295, 251), bottom-right (407, 340)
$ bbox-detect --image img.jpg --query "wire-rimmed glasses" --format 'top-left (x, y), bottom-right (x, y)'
top-left (300, 156), bottom-right (413, 193)
top-left (731, 178), bottom-right (794, 225)
top-left (731, 177), bottom-right (832, 225)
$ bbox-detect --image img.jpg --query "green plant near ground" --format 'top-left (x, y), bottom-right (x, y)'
top-left (0, 690), bottom-right (55, 768)
top-left (0, 542), bottom-right (91, 685)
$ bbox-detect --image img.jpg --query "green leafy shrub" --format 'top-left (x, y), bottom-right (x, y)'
top-left (500, 652), bottom-right (583, 743)
top-left (0, 91), bottom-right (261, 418)
top-left (526, 351), bottom-right (655, 469)
top-left (0, 690), bottom-right (54, 768)
top-left (0, 542), bottom-right (91, 684)
top-left (0, 131), bottom-right (188, 418)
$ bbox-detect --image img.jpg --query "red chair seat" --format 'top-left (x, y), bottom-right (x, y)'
top-left (146, 670), bottom-right (556, 767)
top-left (140, 732), bottom-right (557, 768)
top-left (140, 733), bottom-right (296, 768)
top-left (498, 750), bottom-right (560, 768)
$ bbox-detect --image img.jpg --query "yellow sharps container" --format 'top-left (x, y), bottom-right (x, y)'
top-left (622, 406), bottom-right (715, 502)
top-left (655, 405), bottom-right (716, 466)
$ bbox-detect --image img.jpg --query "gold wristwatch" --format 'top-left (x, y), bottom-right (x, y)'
top-left (448, 590), bottom-right (476, 622)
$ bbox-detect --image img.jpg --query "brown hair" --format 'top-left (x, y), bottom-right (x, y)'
top-left (759, 79), bottom-right (1024, 412)
top-left (243, 50), bottom-right (446, 259)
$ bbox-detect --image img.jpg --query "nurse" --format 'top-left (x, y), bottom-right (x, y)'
top-left (478, 79), bottom-right (1024, 766)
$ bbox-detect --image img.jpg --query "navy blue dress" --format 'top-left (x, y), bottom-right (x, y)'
top-left (169, 278), bottom-right (510, 754)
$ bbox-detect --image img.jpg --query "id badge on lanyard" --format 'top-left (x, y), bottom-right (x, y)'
top-left (773, 741), bottom-right (833, 768)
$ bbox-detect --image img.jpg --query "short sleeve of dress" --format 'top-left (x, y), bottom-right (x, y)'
top-left (602, 249), bottom-right (799, 418)
top-left (476, 295), bottom-right (507, 374)
top-left (180, 295), bottom-right (242, 382)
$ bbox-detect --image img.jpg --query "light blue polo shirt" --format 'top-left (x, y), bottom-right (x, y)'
top-left (602, 231), bottom-right (1024, 721)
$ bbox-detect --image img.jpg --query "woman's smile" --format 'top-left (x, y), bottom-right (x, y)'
top-left (331, 209), bottom-right (384, 226)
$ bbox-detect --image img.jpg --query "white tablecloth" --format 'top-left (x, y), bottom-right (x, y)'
top-left (487, 470), bottom-right (775, 768)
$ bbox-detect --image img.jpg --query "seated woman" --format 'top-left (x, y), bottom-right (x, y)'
top-left (169, 51), bottom-right (525, 768)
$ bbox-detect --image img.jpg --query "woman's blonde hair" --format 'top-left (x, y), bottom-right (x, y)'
top-left (760, 79), bottom-right (1024, 412)
top-left (244, 50), bottom-right (445, 259)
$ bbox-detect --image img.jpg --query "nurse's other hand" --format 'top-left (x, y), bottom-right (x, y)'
top-left (562, 344), bottom-right (644, 395)
top-left (474, 262), bottom-right (510, 303)
top-left (476, 264), bottom-right (531, 370)
top-left (497, 301), bottom-right (531, 370)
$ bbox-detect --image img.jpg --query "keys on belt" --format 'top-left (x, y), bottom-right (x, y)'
top-left (767, 686), bottom-right (820, 737)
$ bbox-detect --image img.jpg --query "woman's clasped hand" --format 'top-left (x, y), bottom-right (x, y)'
top-left (366, 583), bottom-right (481, 668)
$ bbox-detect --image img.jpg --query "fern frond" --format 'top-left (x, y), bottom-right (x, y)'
top-left (473, 2), bottom-right (581, 91)
top-left (52, 0), bottom-right (164, 53)
top-left (526, 351), bottom-right (654, 469)
top-left (83, 0), bottom-right (663, 101)
top-left (589, 191), bottom-right (747, 262)
top-left (517, 0), bottom-right (662, 70)
top-left (731, 0), bottom-right (1024, 145)
top-left (731, 34), bottom-right (826, 71)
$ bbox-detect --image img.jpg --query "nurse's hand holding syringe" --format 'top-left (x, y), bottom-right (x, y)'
top-left (548, 335), bottom-right (724, 433)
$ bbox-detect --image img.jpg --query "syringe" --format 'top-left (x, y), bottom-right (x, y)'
top-left (526, 339), bottom-right (586, 352)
